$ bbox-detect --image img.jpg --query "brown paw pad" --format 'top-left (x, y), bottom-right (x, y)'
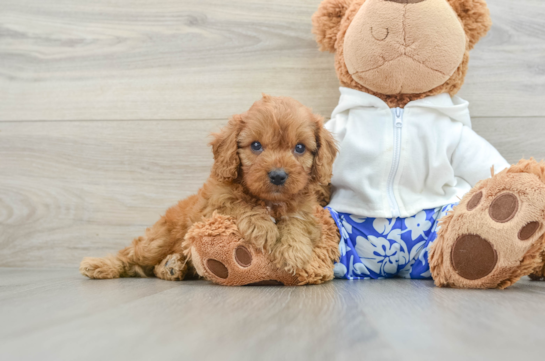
top-left (489, 193), bottom-right (519, 223)
top-left (467, 191), bottom-right (483, 211)
top-left (235, 246), bottom-right (252, 267)
top-left (519, 221), bottom-right (541, 241)
top-left (206, 259), bottom-right (229, 279)
top-left (451, 235), bottom-right (498, 280)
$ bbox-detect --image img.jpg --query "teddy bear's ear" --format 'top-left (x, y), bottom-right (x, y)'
top-left (448, 0), bottom-right (492, 50)
top-left (312, 0), bottom-right (353, 53)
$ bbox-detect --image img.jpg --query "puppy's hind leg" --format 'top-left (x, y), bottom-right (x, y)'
top-left (80, 217), bottom-right (176, 279)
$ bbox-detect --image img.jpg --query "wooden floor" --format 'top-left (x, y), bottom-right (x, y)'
top-left (1, 268), bottom-right (544, 361)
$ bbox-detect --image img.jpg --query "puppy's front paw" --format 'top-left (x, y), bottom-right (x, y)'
top-left (271, 237), bottom-right (314, 274)
top-left (154, 254), bottom-right (188, 281)
top-left (237, 215), bottom-right (279, 250)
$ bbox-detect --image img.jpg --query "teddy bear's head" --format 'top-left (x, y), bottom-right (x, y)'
top-left (312, 0), bottom-right (492, 107)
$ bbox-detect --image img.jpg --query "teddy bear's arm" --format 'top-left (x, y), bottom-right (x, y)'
top-left (451, 125), bottom-right (510, 186)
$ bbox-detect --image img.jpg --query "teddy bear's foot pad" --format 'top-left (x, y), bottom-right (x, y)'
top-left (185, 214), bottom-right (299, 286)
top-left (198, 242), bottom-right (298, 286)
top-left (204, 245), bottom-right (252, 278)
top-left (450, 234), bottom-right (498, 281)
top-left (430, 165), bottom-right (545, 289)
top-left (203, 246), bottom-right (284, 285)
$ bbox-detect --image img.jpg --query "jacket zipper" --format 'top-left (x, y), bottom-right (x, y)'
top-left (387, 108), bottom-right (404, 218)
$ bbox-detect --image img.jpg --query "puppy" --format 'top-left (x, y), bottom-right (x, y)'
top-left (80, 95), bottom-right (337, 280)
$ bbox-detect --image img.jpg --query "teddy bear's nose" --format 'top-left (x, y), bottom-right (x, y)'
top-left (385, 0), bottom-right (427, 4)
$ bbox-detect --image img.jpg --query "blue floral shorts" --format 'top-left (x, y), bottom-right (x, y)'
top-left (326, 203), bottom-right (457, 280)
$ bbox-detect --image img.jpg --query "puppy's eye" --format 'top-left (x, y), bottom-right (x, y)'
top-left (251, 141), bottom-right (263, 152)
top-left (294, 144), bottom-right (306, 154)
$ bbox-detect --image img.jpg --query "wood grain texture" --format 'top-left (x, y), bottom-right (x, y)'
top-left (1, 269), bottom-right (544, 361)
top-left (0, 0), bottom-right (544, 121)
top-left (0, 120), bottom-right (221, 267)
top-left (0, 117), bottom-right (544, 268)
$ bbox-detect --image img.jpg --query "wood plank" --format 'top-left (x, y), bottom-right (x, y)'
top-left (458, 0), bottom-right (545, 117)
top-left (0, 120), bottom-right (221, 268)
top-left (0, 268), bottom-right (181, 340)
top-left (0, 0), bottom-right (544, 121)
top-left (1, 268), bottom-right (544, 361)
top-left (472, 117), bottom-right (545, 163)
top-left (1, 117), bottom-right (544, 268)
top-left (0, 269), bottom-right (395, 361)
top-left (339, 278), bottom-right (545, 360)
top-left (0, 0), bottom-right (339, 121)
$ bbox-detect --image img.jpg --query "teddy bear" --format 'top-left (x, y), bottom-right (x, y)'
top-left (187, 0), bottom-right (545, 289)
top-left (309, 0), bottom-right (545, 289)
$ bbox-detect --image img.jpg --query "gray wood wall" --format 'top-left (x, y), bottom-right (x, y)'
top-left (1, 0), bottom-right (544, 268)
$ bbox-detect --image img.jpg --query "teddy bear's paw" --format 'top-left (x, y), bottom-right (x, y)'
top-left (431, 171), bottom-right (545, 289)
top-left (154, 254), bottom-right (188, 281)
top-left (185, 213), bottom-right (301, 286)
top-left (195, 239), bottom-right (299, 286)
top-left (186, 223), bottom-right (297, 286)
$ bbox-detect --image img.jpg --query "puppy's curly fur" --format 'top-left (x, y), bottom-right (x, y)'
top-left (80, 95), bottom-right (338, 280)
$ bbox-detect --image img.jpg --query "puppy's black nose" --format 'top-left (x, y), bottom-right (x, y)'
top-left (269, 169), bottom-right (288, 186)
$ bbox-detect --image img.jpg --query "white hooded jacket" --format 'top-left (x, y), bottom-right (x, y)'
top-left (325, 87), bottom-right (510, 218)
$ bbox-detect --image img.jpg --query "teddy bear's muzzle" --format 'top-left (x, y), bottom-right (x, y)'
top-left (343, 0), bottom-right (466, 94)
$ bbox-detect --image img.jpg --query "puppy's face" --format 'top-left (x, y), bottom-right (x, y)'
top-left (238, 100), bottom-right (318, 202)
top-left (211, 95), bottom-right (337, 203)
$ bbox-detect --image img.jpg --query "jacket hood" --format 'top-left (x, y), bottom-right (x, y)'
top-left (332, 87), bottom-right (472, 128)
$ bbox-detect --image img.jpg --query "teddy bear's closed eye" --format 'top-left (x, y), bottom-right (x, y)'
top-left (370, 27), bottom-right (389, 41)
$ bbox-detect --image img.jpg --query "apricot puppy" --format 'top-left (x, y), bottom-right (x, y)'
top-left (80, 95), bottom-right (337, 280)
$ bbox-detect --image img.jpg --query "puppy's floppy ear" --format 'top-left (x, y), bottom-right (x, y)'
top-left (210, 114), bottom-right (243, 182)
top-left (311, 115), bottom-right (338, 185)
top-left (312, 0), bottom-right (353, 53)
top-left (447, 0), bottom-right (492, 50)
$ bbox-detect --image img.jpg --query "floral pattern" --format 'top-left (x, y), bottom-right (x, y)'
top-left (327, 203), bottom-right (457, 280)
